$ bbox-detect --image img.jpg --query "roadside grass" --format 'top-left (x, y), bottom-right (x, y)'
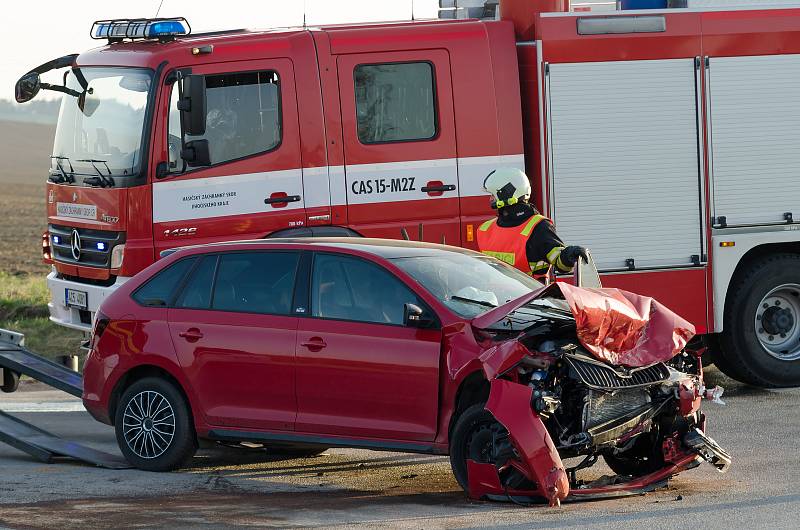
top-left (0, 272), bottom-right (84, 360)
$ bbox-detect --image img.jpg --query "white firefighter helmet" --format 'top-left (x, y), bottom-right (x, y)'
top-left (483, 167), bottom-right (531, 209)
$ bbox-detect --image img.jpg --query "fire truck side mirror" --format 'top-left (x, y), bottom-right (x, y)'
top-left (15, 72), bottom-right (41, 103)
top-left (181, 139), bottom-right (211, 167)
top-left (177, 74), bottom-right (206, 136)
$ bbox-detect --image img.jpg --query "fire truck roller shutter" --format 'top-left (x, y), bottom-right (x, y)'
top-left (546, 59), bottom-right (703, 271)
top-left (708, 54), bottom-right (800, 227)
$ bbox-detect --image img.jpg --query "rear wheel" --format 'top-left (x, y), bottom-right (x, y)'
top-left (720, 254), bottom-right (800, 387)
top-left (115, 377), bottom-right (197, 471)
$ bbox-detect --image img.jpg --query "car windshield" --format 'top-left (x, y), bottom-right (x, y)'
top-left (52, 67), bottom-right (152, 182)
top-left (391, 253), bottom-right (545, 318)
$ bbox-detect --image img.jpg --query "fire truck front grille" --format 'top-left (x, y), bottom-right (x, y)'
top-left (49, 224), bottom-right (124, 268)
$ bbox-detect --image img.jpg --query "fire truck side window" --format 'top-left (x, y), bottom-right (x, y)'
top-left (354, 62), bottom-right (437, 144)
top-left (168, 70), bottom-right (281, 172)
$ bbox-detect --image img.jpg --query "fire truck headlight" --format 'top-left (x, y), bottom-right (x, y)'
top-left (110, 244), bottom-right (125, 269)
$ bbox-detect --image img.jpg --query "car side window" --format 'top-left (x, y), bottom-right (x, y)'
top-left (132, 257), bottom-right (197, 307)
top-left (211, 252), bottom-right (300, 315)
top-left (354, 62), bottom-right (437, 144)
top-left (311, 254), bottom-right (420, 325)
top-left (167, 70), bottom-right (281, 173)
top-left (174, 255), bottom-right (218, 310)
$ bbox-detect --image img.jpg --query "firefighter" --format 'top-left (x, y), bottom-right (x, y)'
top-left (477, 167), bottom-right (588, 280)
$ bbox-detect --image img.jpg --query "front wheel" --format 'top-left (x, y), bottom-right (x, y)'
top-left (115, 377), bottom-right (198, 471)
top-left (449, 404), bottom-right (530, 493)
top-left (719, 254), bottom-right (800, 387)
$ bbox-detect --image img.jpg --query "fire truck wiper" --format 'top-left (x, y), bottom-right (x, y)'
top-left (49, 156), bottom-right (75, 184)
top-left (76, 159), bottom-right (115, 188)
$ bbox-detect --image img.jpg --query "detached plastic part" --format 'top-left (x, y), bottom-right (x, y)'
top-left (703, 386), bottom-right (726, 405)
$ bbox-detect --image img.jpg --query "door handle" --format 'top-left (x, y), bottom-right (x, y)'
top-left (301, 337), bottom-right (327, 351)
top-left (264, 193), bottom-right (301, 207)
top-left (421, 181), bottom-right (456, 196)
top-left (179, 328), bottom-right (204, 342)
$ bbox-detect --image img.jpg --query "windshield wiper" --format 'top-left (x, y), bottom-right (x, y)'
top-left (49, 156), bottom-right (75, 184)
top-left (451, 295), bottom-right (497, 309)
top-left (77, 159), bottom-right (115, 188)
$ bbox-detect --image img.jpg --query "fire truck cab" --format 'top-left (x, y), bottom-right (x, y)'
top-left (16, 1), bottom-right (800, 387)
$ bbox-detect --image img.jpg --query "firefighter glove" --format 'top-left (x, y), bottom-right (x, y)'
top-left (560, 246), bottom-right (589, 268)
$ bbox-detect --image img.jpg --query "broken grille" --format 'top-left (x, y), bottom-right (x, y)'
top-left (565, 354), bottom-right (671, 390)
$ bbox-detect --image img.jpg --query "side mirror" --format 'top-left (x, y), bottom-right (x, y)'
top-left (177, 74), bottom-right (206, 136)
top-left (403, 303), bottom-right (437, 329)
top-left (15, 72), bottom-right (41, 103)
top-left (181, 139), bottom-right (211, 167)
top-left (78, 88), bottom-right (100, 117)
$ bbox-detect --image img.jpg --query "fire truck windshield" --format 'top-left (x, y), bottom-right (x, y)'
top-left (52, 67), bottom-right (152, 184)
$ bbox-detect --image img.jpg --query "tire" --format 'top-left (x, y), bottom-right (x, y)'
top-left (1, 369), bottom-right (20, 393)
top-left (115, 377), bottom-right (197, 471)
top-left (603, 432), bottom-right (665, 477)
top-left (449, 403), bottom-right (530, 493)
top-left (720, 254), bottom-right (800, 387)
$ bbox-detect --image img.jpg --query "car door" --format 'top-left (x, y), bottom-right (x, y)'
top-left (153, 59), bottom-right (307, 256)
top-left (294, 252), bottom-right (442, 442)
top-left (337, 51), bottom-right (461, 245)
top-left (167, 250), bottom-right (300, 431)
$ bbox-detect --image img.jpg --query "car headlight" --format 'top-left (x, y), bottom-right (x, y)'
top-left (110, 244), bottom-right (125, 269)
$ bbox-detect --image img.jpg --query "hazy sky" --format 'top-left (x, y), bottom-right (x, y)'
top-left (1, 0), bottom-right (439, 102)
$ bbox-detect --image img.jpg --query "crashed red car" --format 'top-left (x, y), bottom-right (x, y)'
top-left (84, 238), bottom-right (730, 504)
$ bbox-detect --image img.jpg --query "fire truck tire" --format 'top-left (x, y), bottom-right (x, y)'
top-left (720, 253), bottom-right (800, 387)
top-left (1, 369), bottom-right (20, 393)
top-left (115, 377), bottom-right (198, 471)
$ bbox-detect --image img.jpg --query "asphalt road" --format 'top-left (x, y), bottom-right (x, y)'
top-left (0, 369), bottom-right (798, 529)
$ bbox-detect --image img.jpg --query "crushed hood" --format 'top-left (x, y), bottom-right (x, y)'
top-left (473, 283), bottom-right (696, 369)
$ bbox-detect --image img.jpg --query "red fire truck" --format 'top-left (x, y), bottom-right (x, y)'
top-left (14, 0), bottom-right (800, 387)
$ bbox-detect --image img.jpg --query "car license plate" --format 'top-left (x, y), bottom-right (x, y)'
top-left (65, 288), bottom-right (88, 310)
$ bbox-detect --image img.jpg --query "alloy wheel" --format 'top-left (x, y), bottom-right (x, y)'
top-left (122, 390), bottom-right (176, 459)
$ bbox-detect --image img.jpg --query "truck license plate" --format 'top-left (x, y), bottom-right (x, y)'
top-left (65, 288), bottom-right (88, 310)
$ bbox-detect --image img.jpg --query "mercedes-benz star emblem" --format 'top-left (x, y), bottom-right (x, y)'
top-left (71, 229), bottom-right (81, 261)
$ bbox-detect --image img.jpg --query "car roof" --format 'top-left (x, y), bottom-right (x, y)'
top-left (169, 237), bottom-right (485, 260)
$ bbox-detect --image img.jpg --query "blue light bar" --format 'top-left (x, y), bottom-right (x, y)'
top-left (91, 18), bottom-right (191, 41)
top-left (96, 242), bottom-right (107, 251)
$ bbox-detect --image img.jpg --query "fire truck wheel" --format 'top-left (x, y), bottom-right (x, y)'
top-left (720, 253), bottom-right (800, 387)
top-left (1, 369), bottom-right (20, 393)
top-left (115, 377), bottom-right (198, 471)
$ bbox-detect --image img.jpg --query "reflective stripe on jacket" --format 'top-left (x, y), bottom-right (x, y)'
top-left (476, 215), bottom-right (547, 276)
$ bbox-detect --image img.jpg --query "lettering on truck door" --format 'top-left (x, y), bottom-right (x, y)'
top-left (152, 59), bottom-right (306, 256)
top-left (336, 50), bottom-right (461, 245)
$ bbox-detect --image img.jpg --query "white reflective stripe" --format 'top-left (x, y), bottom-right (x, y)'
top-left (303, 166), bottom-right (330, 209)
top-left (329, 165), bottom-right (347, 207)
top-left (153, 169), bottom-right (304, 223)
top-left (456, 154), bottom-right (526, 199)
top-left (151, 154), bottom-right (526, 221)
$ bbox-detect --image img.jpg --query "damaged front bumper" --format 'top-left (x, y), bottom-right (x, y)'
top-left (467, 379), bottom-right (731, 507)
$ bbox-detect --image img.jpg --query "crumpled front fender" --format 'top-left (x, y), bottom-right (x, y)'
top-left (478, 378), bottom-right (569, 506)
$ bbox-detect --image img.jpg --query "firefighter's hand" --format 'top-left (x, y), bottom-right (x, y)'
top-left (561, 246), bottom-right (589, 268)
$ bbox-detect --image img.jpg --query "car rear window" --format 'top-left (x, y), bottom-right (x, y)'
top-left (211, 252), bottom-right (300, 315)
top-left (174, 255), bottom-right (218, 310)
top-left (132, 257), bottom-right (197, 307)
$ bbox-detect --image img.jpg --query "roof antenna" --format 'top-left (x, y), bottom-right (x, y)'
top-left (155, 0), bottom-right (165, 17)
top-left (303, 0), bottom-right (307, 27)
top-left (411, 0), bottom-right (415, 21)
